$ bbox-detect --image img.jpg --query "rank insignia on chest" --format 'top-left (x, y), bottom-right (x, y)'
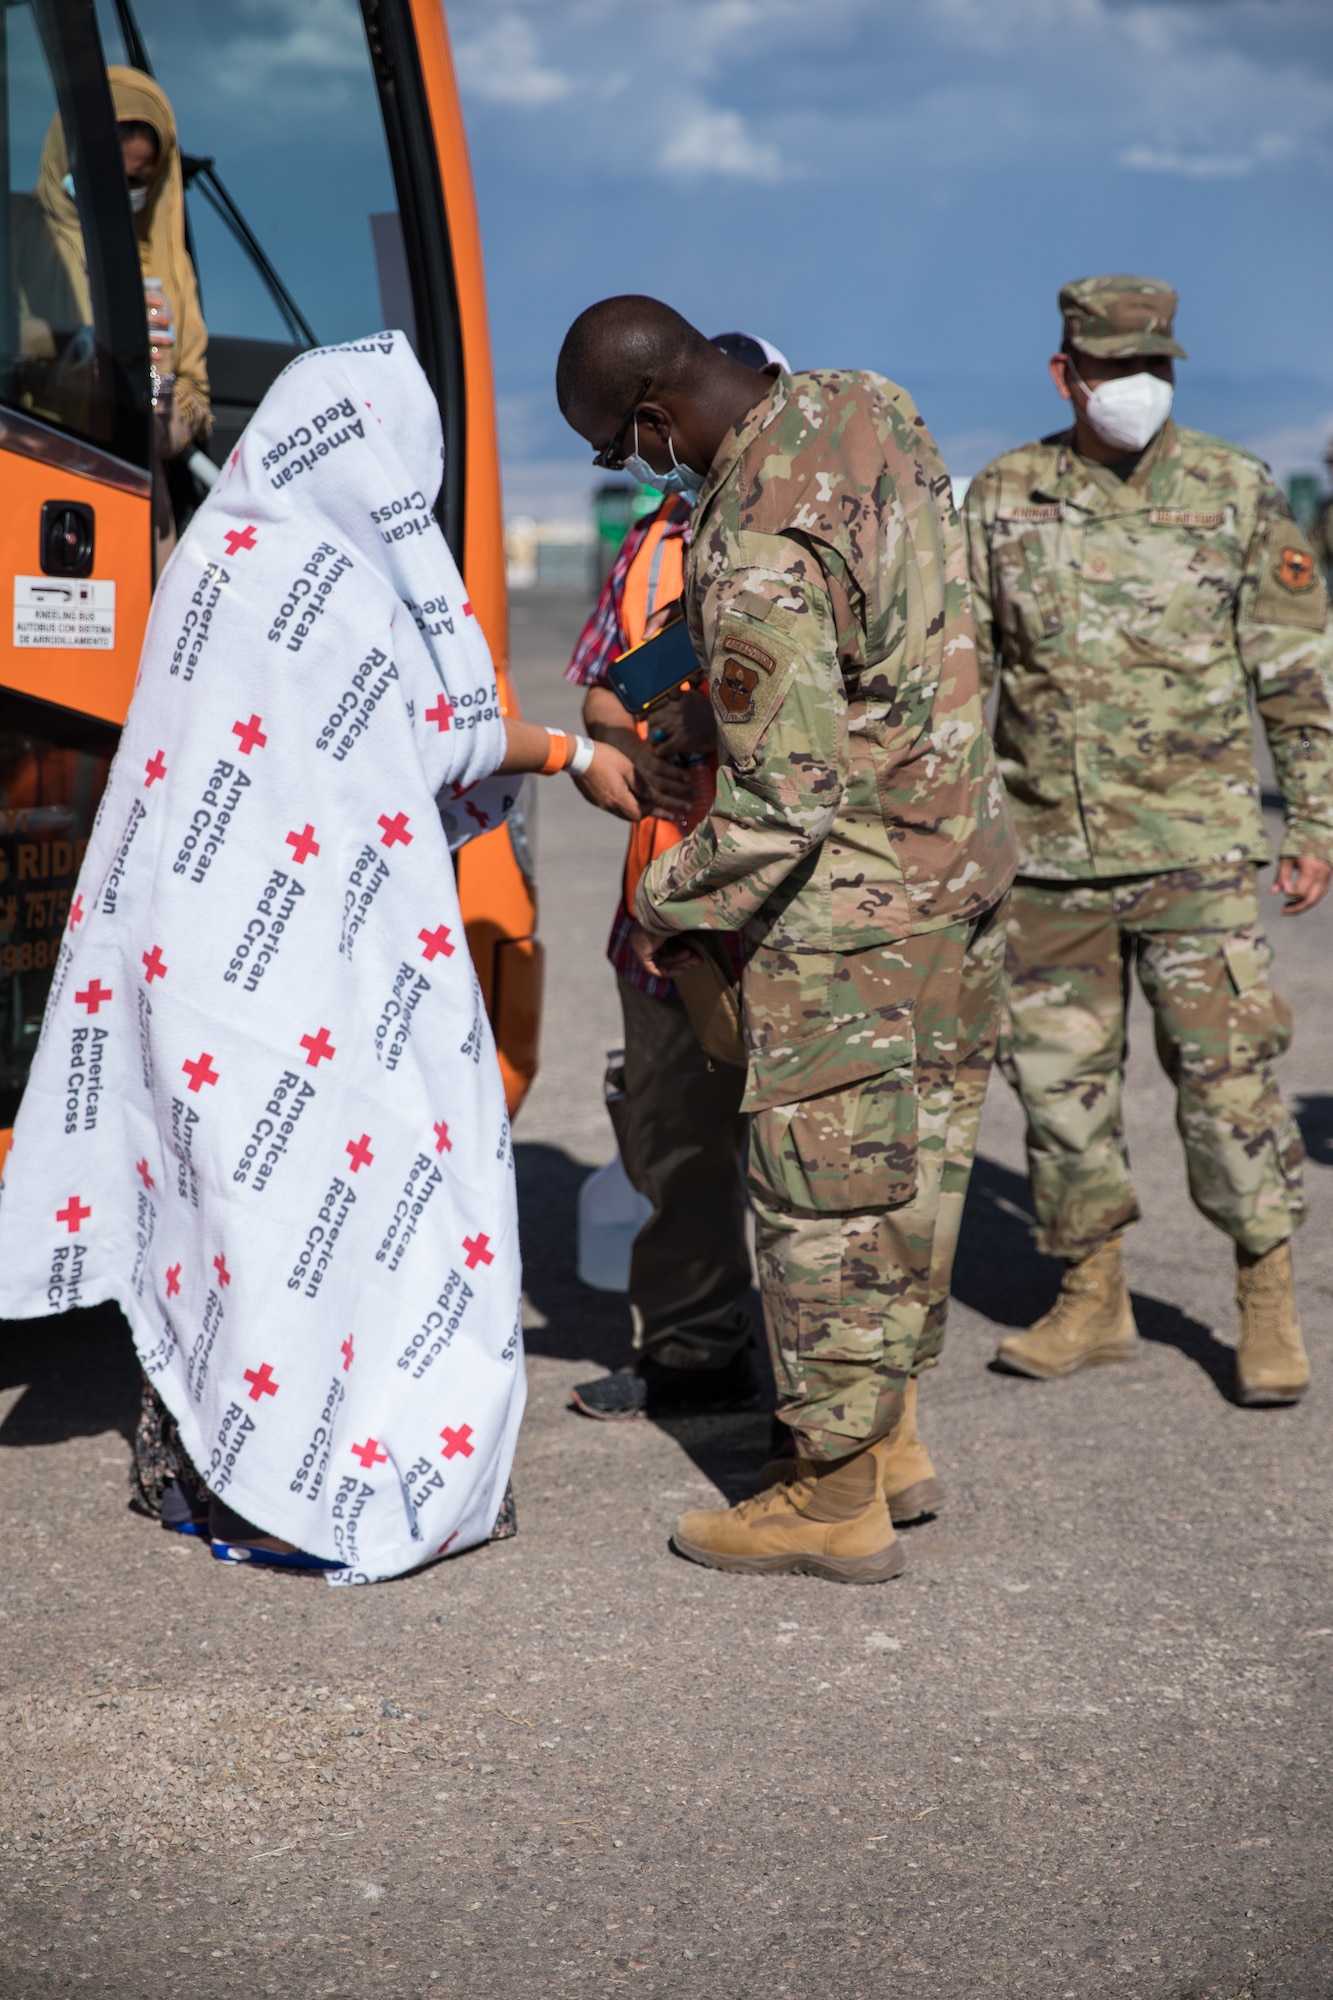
top-left (1275, 546), bottom-right (1317, 592)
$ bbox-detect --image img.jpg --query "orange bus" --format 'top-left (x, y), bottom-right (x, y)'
top-left (0, 0), bottom-right (541, 1177)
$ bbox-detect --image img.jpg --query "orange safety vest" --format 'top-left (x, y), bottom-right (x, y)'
top-left (617, 505), bottom-right (714, 911)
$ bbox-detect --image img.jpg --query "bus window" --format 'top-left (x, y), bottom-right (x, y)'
top-left (94, 0), bottom-right (408, 464)
top-left (1, 0), bottom-right (150, 465)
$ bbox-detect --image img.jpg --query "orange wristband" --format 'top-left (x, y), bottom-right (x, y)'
top-left (540, 728), bottom-right (568, 775)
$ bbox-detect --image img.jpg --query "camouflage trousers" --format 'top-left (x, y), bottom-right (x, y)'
top-left (745, 902), bottom-right (1007, 1462)
top-left (999, 865), bottom-right (1305, 1262)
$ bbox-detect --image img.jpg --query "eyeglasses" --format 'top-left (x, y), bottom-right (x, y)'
top-left (592, 378), bottom-right (651, 470)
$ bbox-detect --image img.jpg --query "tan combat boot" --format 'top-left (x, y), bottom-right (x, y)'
top-left (994, 1233), bottom-right (1140, 1379)
top-left (871, 1377), bottom-right (944, 1523)
top-left (671, 1447), bottom-right (904, 1584)
top-left (1235, 1240), bottom-right (1309, 1406)
top-left (757, 1378), bottom-right (944, 1524)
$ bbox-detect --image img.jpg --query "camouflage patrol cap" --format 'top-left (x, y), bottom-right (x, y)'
top-left (1059, 275), bottom-right (1188, 360)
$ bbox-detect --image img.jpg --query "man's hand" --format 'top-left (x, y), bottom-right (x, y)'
top-left (583, 684), bottom-right (696, 818)
top-left (629, 920), bottom-right (699, 979)
top-left (1271, 854), bottom-right (1332, 915)
top-left (573, 741), bottom-right (643, 822)
top-left (647, 684), bottom-right (715, 760)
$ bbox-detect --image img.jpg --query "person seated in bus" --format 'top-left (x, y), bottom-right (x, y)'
top-left (11, 66), bottom-right (209, 570)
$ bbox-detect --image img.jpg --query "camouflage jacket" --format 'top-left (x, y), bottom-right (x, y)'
top-left (1309, 494), bottom-right (1333, 588)
top-left (635, 370), bottom-right (1015, 953)
top-left (964, 420), bottom-right (1333, 879)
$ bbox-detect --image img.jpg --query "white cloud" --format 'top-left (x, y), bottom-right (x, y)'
top-left (453, 14), bottom-right (573, 108)
top-left (659, 105), bottom-right (782, 181)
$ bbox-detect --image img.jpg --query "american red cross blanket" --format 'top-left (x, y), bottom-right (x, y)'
top-left (0, 333), bottom-right (526, 1581)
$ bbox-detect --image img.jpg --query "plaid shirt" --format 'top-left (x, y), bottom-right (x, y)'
top-left (565, 498), bottom-right (694, 1001)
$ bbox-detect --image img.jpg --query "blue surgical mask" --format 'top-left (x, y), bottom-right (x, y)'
top-left (622, 419), bottom-right (705, 500)
top-left (62, 172), bottom-right (146, 213)
top-left (61, 172), bottom-right (75, 200)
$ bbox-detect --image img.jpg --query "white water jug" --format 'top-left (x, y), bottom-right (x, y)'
top-left (577, 1155), bottom-right (652, 1291)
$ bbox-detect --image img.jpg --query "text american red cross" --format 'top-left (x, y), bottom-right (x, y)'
top-left (244, 1363), bottom-right (279, 1401)
top-left (182, 1051), bottom-right (219, 1092)
top-left (300, 1027), bottom-right (336, 1068)
top-left (74, 979), bottom-right (112, 1014)
top-left (232, 714), bottom-right (267, 755)
top-left (419, 925), bottom-right (454, 961)
top-left (56, 1196), bottom-right (90, 1234)
top-left (378, 811), bottom-right (412, 848)
top-left (286, 824), bottom-right (320, 864)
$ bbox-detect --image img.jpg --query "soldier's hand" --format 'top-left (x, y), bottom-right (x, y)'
top-left (629, 921), bottom-right (699, 978)
top-left (1271, 854), bottom-right (1332, 915)
top-left (650, 685), bottom-right (715, 759)
top-left (573, 741), bottom-right (643, 823)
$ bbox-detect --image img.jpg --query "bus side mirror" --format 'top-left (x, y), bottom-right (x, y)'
top-left (40, 502), bottom-right (96, 579)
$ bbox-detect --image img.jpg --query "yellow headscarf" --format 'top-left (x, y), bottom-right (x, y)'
top-left (17, 65), bottom-right (210, 444)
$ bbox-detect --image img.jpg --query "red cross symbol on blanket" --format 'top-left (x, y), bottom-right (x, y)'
top-left (56, 1195), bottom-right (90, 1234)
top-left (286, 824), bottom-right (320, 864)
top-left (244, 1363), bottom-right (279, 1402)
top-left (69, 894), bottom-right (84, 929)
top-left (463, 601), bottom-right (474, 617)
top-left (433, 1120), bottom-right (452, 1154)
top-left (463, 1232), bottom-right (493, 1270)
top-left (142, 946), bottom-right (167, 983)
top-left (165, 1264), bottom-right (181, 1298)
top-left (346, 1134), bottom-right (373, 1172)
top-left (440, 1423), bottom-right (474, 1460)
top-left (224, 524), bottom-right (257, 556)
top-left (135, 1158), bottom-right (154, 1190)
top-left (300, 1027), bottom-right (336, 1068)
top-left (74, 979), bottom-right (112, 1014)
top-left (232, 714), bottom-right (267, 755)
top-left (351, 1437), bottom-right (387, 1469)
top-left (144, 750), bottom-right (167, 787)
top-left (213, 1253), bottom-right (232, 1288)
top-left (465, 802), bottom-right (490, 829)
top-left (341, 1334), bottom-right (355, 1372)
top-left (425, 695), bottom-right (453, 731)
top-left (182, 1051), bottom-right (219, 1092)
top-left (419, 924), bottom-right (454, 961)
top-left (378, 811), bottom-right (412, 848)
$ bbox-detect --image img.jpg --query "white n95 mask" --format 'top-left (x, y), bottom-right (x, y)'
top-left (1078, 370), bottom-right (1174, 452)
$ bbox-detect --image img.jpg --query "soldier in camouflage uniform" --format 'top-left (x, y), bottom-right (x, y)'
top-left (964, 275), bottom-right (1333, 1404)
top-left (556, 296), bottom-right (1015, 1582)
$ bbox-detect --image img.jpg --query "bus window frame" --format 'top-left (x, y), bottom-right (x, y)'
top-left (4, 0), bottom-right (151, 472)
top-left (361, 0), bottom-right (466, 565)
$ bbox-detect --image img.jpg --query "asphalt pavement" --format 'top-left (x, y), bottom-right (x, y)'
top-left (1, 584), bottom-right (1331, 2000)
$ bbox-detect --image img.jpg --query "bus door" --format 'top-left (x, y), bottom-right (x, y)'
top-left (0, 0), bottom-right (542, 1170)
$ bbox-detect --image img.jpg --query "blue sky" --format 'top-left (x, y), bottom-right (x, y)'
top-left (446, 0), bottom-right (1333, 517)
top-left (86, 0), bottom-right (1333, 522)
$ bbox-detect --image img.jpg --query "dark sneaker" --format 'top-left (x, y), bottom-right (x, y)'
top-left (570, 1347), bottom-right (760, 1422)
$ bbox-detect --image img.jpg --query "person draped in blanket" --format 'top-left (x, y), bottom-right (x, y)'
top-left (0, 334), bottom-right (637, 1578)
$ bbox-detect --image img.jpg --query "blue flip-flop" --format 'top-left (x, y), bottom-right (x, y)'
top-left (210, 1539), bottom-right (346, 1572)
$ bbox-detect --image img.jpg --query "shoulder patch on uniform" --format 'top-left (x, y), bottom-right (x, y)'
top-left (1149, 508), bottom-right (1226, 529)
top-left (1001, 504), bottom-right (1063, 522)
top-left (1275, 545), bottom-right (1317, 592)
top-left (723, 633), bottom-right (777, 674)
